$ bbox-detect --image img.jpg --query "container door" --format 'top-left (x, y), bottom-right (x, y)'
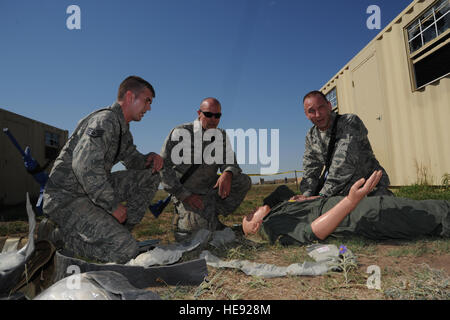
top-left (351, 52), bottom-right (391, 175)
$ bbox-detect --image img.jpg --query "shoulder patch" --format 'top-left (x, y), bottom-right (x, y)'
top-left (86, 128), bottom-right (105, 138)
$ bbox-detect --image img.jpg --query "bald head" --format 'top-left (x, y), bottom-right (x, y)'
top-left (200, 97), bottom-right (221, 110)
top-left (197, 97), bottom-right (222, 129)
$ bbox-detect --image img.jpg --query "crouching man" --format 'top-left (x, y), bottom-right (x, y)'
top-left (159, 97), bottom-right (252, 240)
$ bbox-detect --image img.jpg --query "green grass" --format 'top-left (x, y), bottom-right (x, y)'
top-left (383, 264), bottom-right (450, 300)
top-left (135, 220), bottom-right (166, 238)
top-left (393, 184), bottom-right (450, 200)
top-left (431, 239), bottom-right (450, 253)
top-left (247, 276), bottom-right (272, 289)
top-left (326, 236), bottom-right (379, 256)
top-left (386, 242), bottom-right (430, 257)
top-left (0, 221), bottom-right (29, 236)
top-left (282, 247), bottom-right (314, 264)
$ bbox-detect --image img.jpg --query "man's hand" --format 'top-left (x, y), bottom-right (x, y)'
top-left (183, 194), bottom-right (204, 211)
top-left (145, 152), bottom-right (164, 173)
top-left (112, 203), bottom-right (127, 224)
top-left (242, 205), bottom-right (271, 236)
top-left (242, 212), bottom-right (262, 236)
top-left (214, 171), bottom-right (232, 199)
top-left (347, 170), bottom-right (383, 204)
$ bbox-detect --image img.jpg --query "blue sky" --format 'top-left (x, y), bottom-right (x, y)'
top-left (0, 0), bottom-right (412, 182)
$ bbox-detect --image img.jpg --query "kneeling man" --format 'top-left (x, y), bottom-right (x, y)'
top-left (43, 76), bottom-right (162, 264)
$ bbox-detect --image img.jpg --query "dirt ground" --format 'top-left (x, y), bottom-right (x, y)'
top-left (143, 236), bottom-right (450, 300)
top-left (1, 183), bottom-right (449, 300)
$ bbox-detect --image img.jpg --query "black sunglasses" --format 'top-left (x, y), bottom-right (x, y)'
top-left (200, 110), bottom-right (222, 119)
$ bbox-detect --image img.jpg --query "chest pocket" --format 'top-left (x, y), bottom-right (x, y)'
top-left (77, 108), bottom-right (122, 165)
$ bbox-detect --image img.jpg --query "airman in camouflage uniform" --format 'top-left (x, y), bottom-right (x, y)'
top-left (159, 98), bottom-right (251, 238)
top-left (300, 91), bottom-right (393, 197)
top-left (43, 76), bottom-right (163, 264)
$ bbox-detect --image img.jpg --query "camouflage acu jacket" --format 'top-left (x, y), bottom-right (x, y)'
top-left (159, 119), bottom-right (242, 201)
top-left (43, 102), bottom-right (149, 215)
top-left (299, 111), bottom-right (391, 197)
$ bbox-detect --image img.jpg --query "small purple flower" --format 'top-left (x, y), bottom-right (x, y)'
top-left (339, 245), bottom-right (347, 254)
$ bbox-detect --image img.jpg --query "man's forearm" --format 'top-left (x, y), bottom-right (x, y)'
top-left (310, 170), bottom-right (383, 240)
top-left (255, 205), bottom-right (271, 221)
top-left (310, 196), bottom-right (357, 240)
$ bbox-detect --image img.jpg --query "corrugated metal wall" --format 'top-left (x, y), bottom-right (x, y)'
top-left (0, 108), bottom-right (68, 206)
top-left (321, 0), bottom-right (450, 186)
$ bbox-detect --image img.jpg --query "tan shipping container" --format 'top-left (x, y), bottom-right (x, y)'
top-left (321, 0), bottom-right (450, 186)
top-left (0, 108), bottom-right (68, 207)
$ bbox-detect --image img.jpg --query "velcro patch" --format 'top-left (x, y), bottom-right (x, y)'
top-left (86, 128), bottom-right (105, 138)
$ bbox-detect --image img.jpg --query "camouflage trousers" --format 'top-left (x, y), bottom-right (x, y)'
top-left (173, 173), bottom-right (252, 234)
top-left (368, 186), bottom-right (395, 197)
top-left (47, 169), bottom-right (160, 264)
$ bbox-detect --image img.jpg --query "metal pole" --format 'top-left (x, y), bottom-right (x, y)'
top-left (3, 128), bottom-right (26, 157)
top-left (294, 170), bottom-right (299, 191)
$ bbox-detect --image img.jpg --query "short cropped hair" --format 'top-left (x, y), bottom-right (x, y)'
top-left (303, 90), bottom-right (327, 104)
top-left (117, 76), bottom-right (155, 101)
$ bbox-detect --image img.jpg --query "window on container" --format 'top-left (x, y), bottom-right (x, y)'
top-left (414, 42), bottom-right (450, 87)
top-left (407, 0), bottom-right (449, 54)
top-left (45, 131), bottom-right (60, 159)
top-left (405, 0), bottom-right (450, 90)
top-left (45, 131), bottom-right (60, 147)
top-left (325, 87), bottom-right (338, 110)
